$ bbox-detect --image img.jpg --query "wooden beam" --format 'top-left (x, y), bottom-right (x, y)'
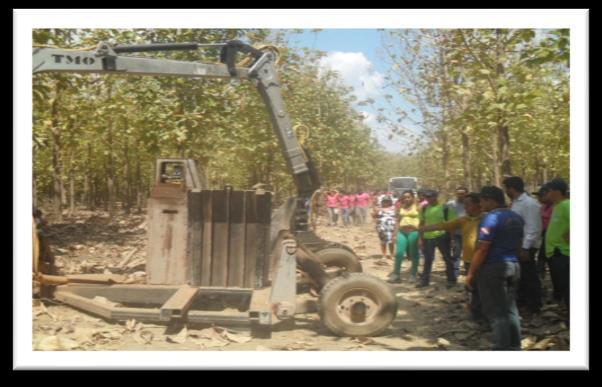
top-left (54, 290), bottom-right (114, 319)
top-left (159, 285), bottom-right (199, 321)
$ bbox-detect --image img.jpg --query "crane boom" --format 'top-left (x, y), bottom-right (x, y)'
top-left (33, 40), bottom-right (320, 197)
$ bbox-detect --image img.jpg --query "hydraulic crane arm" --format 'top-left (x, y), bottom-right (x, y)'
top-left (33, 40), bottom-right (320, 197)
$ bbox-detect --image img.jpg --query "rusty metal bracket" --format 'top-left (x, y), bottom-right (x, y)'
top-left (269, 239), bottom-right (297, 320)
top-left (159, 284), bottom-right (199, 321)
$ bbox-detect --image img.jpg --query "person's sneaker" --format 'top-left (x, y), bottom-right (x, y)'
top-left (387, 272), bottom-right (402, 284)
top-left (446, 282), bottom-right (458, 289)
top-left (409, 274), bottom-right (417, 283)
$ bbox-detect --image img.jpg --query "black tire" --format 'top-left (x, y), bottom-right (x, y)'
top-left (315, 248), bottom-right (362, 273)
top-left (319, 273), bottom-right (398, 337)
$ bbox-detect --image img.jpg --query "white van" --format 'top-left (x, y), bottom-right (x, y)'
top-left (388, 177), bottom-right (418, 197)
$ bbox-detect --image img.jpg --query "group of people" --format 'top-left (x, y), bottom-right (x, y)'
top-left (323, 189), bottom-right (372, 227)
top-left (371, 177), bottom-right (570, 350)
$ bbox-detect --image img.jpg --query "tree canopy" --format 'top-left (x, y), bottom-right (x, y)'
top-left (32, 28), bottom-right (570, 219)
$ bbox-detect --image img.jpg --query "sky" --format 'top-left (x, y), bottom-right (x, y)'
top-left (285, 29), bottom-right (414, 154)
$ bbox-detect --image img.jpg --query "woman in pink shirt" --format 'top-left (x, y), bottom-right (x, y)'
top-left (417, 189), bottom-right (428, 209)
top-left (338, 191), bottom-right (351, 226)
top-left (325, 190), bottom-right (340, 226)
top-left (355, 191), bottom-right (371, 225)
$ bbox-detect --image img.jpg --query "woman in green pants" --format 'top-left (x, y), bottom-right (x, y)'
top-left (388, 190), bottom-right (420, 284)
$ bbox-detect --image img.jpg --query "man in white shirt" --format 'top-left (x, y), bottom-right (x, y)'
top-left (503, 176), bottom-right (543, 315)
top-left (447, 187), bottom-right (468, 277)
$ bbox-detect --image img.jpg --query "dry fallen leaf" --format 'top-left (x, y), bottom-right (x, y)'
top-left (188, 327), bottom-right (230, 348)
top-left (57, 322), bottom-right (75, 334)
top-left (125, 319), bottom-right (136, 331)
top-left (351, 337), bottom-right (377, 345)
top-left (133, 330), bottom-right (154, 345)
top-left (125, 258), bottom-right (146, 270)
top-left (92, 329), bottom-right (123, 342)
top-left (117, 248), bottom-right (138, 268)
top-left (220, 329), bottom-right (252, 344)
top-left (191, 338), bottom-right (229, 348)
top-left (124, 319), bottom-right (143, 332)
top-left (278, 341), bottom-right (313, 350)
top-left (36, 335), bottom-right (79, 351)
top-left (437, 338), bottom-right (450, 348)
top-left (373, 259), bottom-right (390, 266)
top-left (521, 336), bottom-right (537, 350)
top-left (37, 303), bottom-right (58, 321)
top-left (166, 326), bottom-right (188, 344)
top-left (531, 337), bottom-right (554, 350)
top-left (70, 327), bottom-right (96, 345)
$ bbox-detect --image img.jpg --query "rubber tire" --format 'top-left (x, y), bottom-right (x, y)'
top-left (319, 273), bottom-right (398, 337)
top-left (315, 248), bottom-right (362, 273)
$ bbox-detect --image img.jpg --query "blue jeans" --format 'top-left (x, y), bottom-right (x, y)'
top-left (421, 235), bottom-right (455, 285)
top-left (341, 208), bottom-right (350, 225)
top-left (477, 261), bottom-right (521, 350)
top-left (452, 234), bottom-right (462, 277)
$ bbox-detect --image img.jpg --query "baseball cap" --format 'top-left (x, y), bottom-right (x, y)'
top-left (543, 178), bottom-right (569, 195)
top-left (424, 189), bottom-right (439, 198)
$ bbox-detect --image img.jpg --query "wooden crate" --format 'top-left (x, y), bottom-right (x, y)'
top-left (147, 186), bottom-right (271, 288)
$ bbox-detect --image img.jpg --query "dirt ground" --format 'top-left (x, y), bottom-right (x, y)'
top-left (32, 210), bottom-right (570, 351)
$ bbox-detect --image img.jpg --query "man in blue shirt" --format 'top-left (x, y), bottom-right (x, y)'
top-left (466, 186), bottom-right (524, 350)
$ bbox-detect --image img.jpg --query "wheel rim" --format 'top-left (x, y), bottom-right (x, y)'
top-left (334, 288), bottom-right (380, 325)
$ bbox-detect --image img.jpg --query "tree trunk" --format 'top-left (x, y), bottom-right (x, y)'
top-left (521, 164), bottom-right (527, 185)
top-left (60, 177), bottom-right (67, 206)
top-left (441, 129), bottom-right (450, 194)
top-left (33, 176), bottom-right (37, 209)
top-left (92, 176), bottom-right (99, 209)
top-left (499, 124), bottom-right (512, 177)
top-left (542, 164), bottom-right (549, 183)
top-left (494, 32), bottom-right (512, 178)
top-left (107, 157), bottom-right (115, 216)
top-left (106, 84), bottom-right (116, 218)
top-left (490, 130), bottom-right (501, 187)
top-left (124, 134), bottom-right (131, 215)
top-left (69, 173), bottom-right (75, 216)
top-left (50, 79), bottom-right (63, 222)
top-left (83, 172), bottom-right (89, 210)
top-left (439, 44), bottom-right (452, 195)
top-left (86, 145), bottom-right (91, 207)
top-left (135, 142), bottom-right (142, 213)
top-left (461, 130), bottom-right (472, 191)
top-left (475, 166), bottom-right (483, 190)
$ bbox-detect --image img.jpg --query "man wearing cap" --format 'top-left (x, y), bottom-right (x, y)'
top-left (417, 189), bottom-right (457, 288)
top-left (467, 186), bottom-right (524, 350)
top-left (542, 178), bottom-right (570, 324)
top-left (502, 176), bottom-right (543, 315)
